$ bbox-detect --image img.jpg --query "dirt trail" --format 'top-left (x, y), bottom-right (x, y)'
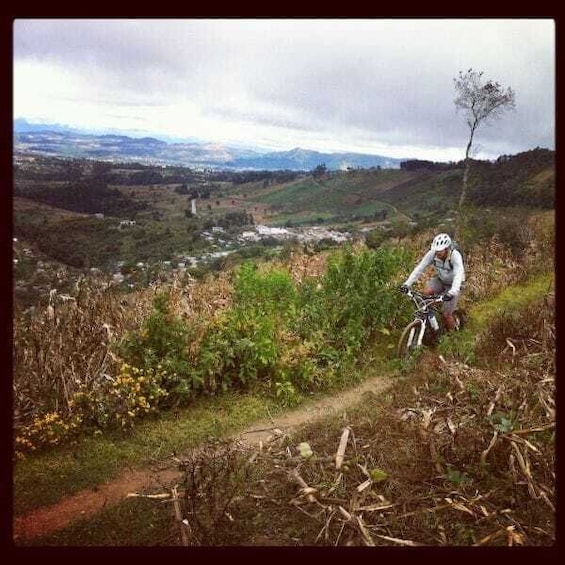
top-left (13, 373), bottom-right (394, 543)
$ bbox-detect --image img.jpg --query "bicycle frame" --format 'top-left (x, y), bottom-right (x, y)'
top-left (401, 289), bottom-right (445, 352)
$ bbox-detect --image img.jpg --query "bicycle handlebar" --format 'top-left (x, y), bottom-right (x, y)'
top-left (405, 289), bottom-right (445, 303)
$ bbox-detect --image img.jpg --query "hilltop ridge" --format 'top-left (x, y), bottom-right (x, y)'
top-left (14, 121), bottom-right (404, 170)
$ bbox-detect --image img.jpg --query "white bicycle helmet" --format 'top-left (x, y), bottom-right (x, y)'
top-left (431, 233), bottom-right (452, 251)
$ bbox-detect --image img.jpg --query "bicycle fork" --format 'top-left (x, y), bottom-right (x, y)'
top-left (406, 319), bottom-right (427, 350)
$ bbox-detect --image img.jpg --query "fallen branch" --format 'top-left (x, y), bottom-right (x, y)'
top-left (241, 426), bottom-right (282, 435)
top-left (356, 479), bottom-right (372, 493)
top-left (357, 503), bottom-right (395, 512)
top-left (126, 492), bottom-right (171, 499)
top-left (172, 485), bottom-right (192, 547)
top-left (504, 338), bottom-right (517, 358)
top-left (449, 500), bottom-right (475, 517)
top-left (338, 505), bottom-right (352, 521)
top-left (510, 442), bottom-right (538, 499)
top-left (315, 508), bottom-right (336, 543)
top-left (375, 534), bottom-right (423, 547)
top-left (356, 515), bottom-right (375, 546)
top-left (486, 385), bottom-right (504, 417)
top-left (474, 528), bottom-right (505, 546)
top-left (480, 431), bottom-right (499, 466)
top-left (511, 423), bottom-right (555, 435)
top-left (506, 525), bottom-right (525, 546)
top-left (290, 468), bottom-right (317, 503)
top-left (400, 492), bottom-right (491, 519)
top-left (335, 427), bottom-right (351, 470)
top-left (505, 434), bottom-right (540, 453)
top-left (539, 490), bottom-right (555, 512)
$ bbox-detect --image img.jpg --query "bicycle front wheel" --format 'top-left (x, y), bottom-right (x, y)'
top-left (397, 319), bottom-right (424, 359)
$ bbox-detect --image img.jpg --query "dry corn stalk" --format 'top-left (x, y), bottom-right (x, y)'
top-left (335, 427), bottom-right (351, 470)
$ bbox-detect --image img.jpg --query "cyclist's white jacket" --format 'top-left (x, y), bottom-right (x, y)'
top-left (403, 248), bottom-right (465, 296)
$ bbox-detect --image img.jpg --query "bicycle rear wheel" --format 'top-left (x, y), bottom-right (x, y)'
top-left (397, 319), bottom-right (424, 359)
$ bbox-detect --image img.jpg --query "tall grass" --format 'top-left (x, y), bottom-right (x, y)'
top-left (13, 271), bottom-right (232, 455)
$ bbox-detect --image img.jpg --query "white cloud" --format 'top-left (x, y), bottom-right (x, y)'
top-left (13, 18), bottom-right (555, 161)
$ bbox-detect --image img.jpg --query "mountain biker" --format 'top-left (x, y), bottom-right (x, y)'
top-left (399, 233), bottom-right (465, 331)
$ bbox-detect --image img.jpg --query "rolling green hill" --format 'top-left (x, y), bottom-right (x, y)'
top-left (230, 148), bottom-right (553, 224)
top-left (13, 148), bottom-right (554, 290)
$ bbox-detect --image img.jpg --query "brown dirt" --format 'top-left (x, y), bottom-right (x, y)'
top-left (13, 373), bottom-right (394, 543)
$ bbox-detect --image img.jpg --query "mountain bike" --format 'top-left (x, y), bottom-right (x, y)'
top-left (397, 289), bottom-right (465, 359)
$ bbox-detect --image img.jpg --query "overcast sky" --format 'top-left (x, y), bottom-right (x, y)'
top-left (13, 19), bottom-right (555, 162)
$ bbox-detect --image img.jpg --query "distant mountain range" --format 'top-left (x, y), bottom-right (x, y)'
top-left (13, 119), bottom-right (404, 171)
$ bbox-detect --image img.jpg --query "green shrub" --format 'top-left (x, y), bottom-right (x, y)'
top-left (119, 290), bottom-right (194, 405)
top-left (295, 246), bottom-right (411, 359)
top-left (364, 229), bottom-right (388, 249)
top-left (197, 263), bottom-right (297, 392)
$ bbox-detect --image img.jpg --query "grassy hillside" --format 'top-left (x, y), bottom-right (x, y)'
top-left (233, 169), bottom-right (420, 224)
top-left (467, 148), bottom-right (554, 208)
top-left (378, 169), bottom-right (462, 214)
top-left (227, 149), bottom-right (553, 226)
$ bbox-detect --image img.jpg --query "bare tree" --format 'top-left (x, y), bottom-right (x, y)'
top-left (454, 68), bottom-right (516, 237)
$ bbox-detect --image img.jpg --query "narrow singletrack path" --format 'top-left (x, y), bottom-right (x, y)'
top-left (13, 373), bottom-right (394, 542)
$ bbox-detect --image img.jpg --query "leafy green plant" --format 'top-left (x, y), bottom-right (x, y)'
top-left (119, 290), bottom-right (194, 405)
top-left (196, 263), bottom-right (297, 393)
top-left (195, 250), bottom-right (410, 400)
top-left (437, 329), bottom-right (476, 365)
top-left (296, 246), bottom-right (411, 358)
top-left (370, 468), bottom-right (388, 482)
top-left (488, 411), bottom-right (515, 433)
top-left (275, 380), bottom-right (301, 408)
top-left (233, 261), bottom-right (297, 318)
top-left (465, 381), bottom-right (481, 402)
top-left (445, 465), bottom-right (471, 486)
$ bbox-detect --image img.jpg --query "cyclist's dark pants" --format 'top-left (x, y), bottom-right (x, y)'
top-left (425, 276), bottom-right (460, 315)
